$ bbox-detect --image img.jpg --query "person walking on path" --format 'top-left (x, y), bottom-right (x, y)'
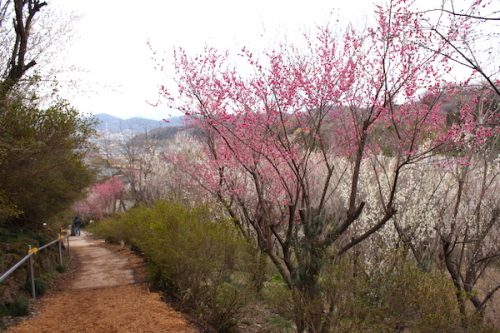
top-left (72, 216), bottom-right (82, 236)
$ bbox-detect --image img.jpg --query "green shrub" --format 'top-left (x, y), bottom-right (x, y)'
top-left (0, 303), bottom-right (8, 317)
top-left (319, 256), bottom-right (478, 333)
top-left (24, 278), bottom-right (46, 296)
top-left (91, 201), bottom-right (253, 331)
top-left (5, 296), bottom-right (29, 317)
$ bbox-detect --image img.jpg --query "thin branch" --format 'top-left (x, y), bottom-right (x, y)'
top-left (421, 8), bottom-right (500, 21)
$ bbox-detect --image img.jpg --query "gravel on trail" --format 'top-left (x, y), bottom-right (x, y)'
top-left (6, 232), bottom-right (196, 333)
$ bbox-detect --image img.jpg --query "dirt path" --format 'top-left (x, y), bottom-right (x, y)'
top-left (7, 232), bottom-right (197, 333)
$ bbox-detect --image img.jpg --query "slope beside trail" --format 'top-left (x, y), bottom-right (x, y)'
top-left (7, 232), bottom-right (196, 333)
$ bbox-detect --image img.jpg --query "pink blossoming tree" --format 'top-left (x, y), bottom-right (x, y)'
top-left (73, 176), bottom-right (124, 221)
top-left (164, 0), bottom-right (496, 331)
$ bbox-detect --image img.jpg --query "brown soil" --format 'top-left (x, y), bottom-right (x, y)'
top-left (6, 232), bottom-right (197, 333)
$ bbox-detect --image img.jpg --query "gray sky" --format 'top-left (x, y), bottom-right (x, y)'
top-left (45, 0), bottom-right (380, 120)
top-left (48, 0), bottom-right (467, 121)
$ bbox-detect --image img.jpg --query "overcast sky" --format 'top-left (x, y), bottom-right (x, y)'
top-left (48, 0), bottom-right (457, 120)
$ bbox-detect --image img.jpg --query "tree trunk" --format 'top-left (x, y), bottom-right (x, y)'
top-left (291, 245), bottom-right (328, 333)
top-left (251, 251), bottom-right (267, 292)
top-left (442, 240), bottom-right (468, 328)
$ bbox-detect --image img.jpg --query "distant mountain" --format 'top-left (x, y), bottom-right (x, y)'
top-left (94, 113), bottom-right (184, 133)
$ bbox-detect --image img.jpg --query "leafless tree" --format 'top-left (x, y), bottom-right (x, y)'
top-left (0, 0), bottom-right (76, 101)
top-left (0, 0), bottom-right (47, 98)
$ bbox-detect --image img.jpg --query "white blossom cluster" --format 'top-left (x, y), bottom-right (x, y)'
top-left (302, 148), bottom-right (499, 270)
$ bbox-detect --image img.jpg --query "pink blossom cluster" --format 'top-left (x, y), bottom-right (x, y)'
top-left (72, 176), bottom-right (124, 220)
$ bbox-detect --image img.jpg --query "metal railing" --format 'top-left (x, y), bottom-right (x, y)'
top-left (0, 231), bottom-right (71, 299)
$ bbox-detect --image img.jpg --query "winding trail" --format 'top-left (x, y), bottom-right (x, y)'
top-left (7, 232), bottom-right (196, 333)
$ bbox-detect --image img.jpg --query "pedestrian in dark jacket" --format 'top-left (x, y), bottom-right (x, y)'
top-left (72, 216), bottom-right (82, 236)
